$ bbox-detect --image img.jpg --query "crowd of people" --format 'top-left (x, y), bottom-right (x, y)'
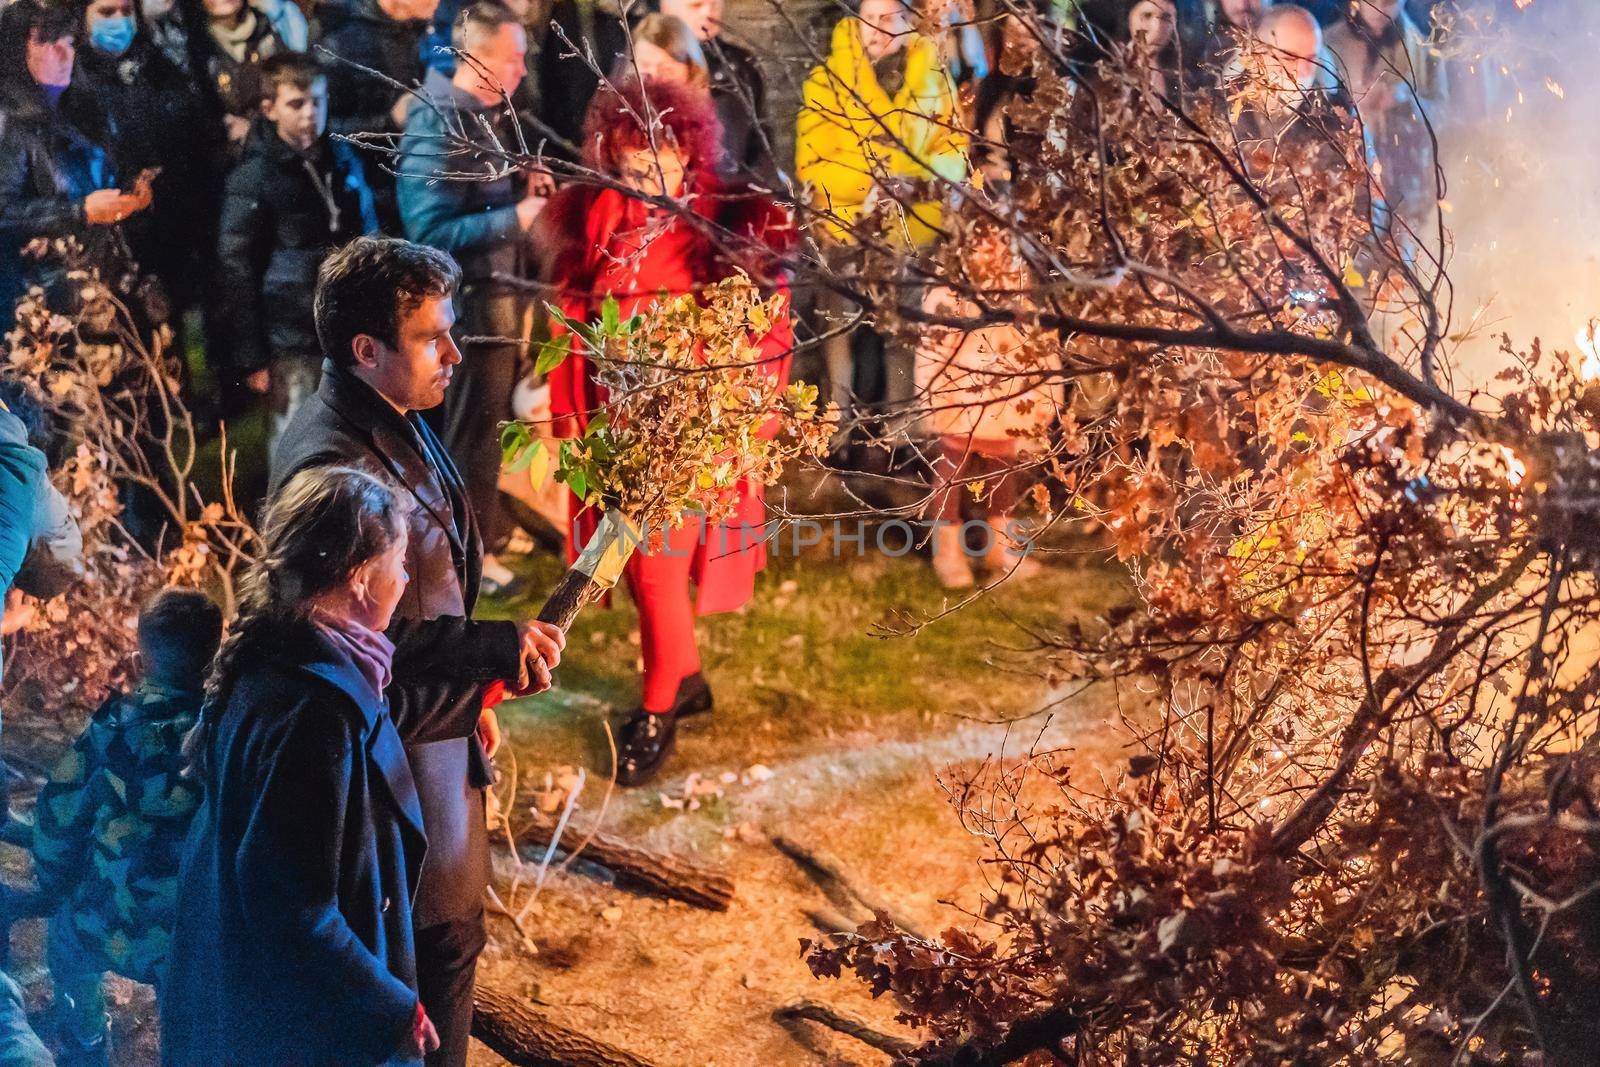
top-left (0, 0), bottom-right (1477, 1062)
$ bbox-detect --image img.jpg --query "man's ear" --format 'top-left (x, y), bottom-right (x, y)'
top-left (350, 334), bottom-right (382, 370)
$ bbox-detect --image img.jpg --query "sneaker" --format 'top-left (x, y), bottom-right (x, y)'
top-left (616, 710), bottom-right (678, 787)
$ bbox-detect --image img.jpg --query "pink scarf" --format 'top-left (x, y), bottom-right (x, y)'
top-left (310, 609), bottom-right (395, 698)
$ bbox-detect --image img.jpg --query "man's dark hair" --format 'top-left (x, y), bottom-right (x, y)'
top-left (16, 1), bottom-right (76, 44)
top-left (257, 51), bottom-right (325, 105)
top-left (138, 587), bottom-right (224, 686)
top-left (313, 237), bottom-right (460, 368)
top-left (453, 1), bottom-right (519, 50)
top-left (0, 1), bottom-right (77, 86)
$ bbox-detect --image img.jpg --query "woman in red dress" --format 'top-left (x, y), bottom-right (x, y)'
top-left (539, 76), bottom-right (794, 785)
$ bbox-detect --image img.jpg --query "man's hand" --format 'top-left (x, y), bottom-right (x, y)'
top-left (245, 369), bottom-right (271, 394)
top-left (515, 620), bottom-right (565, 694)
top-left (224, 114), bottom-right (252, 143)
top-left (476, 707), bottom-right (502, 758)
top-left (412, 1003), bottom-right (440, 1057)
top-left (515, 195), bottom-right (547, 232)
top-left (525, 166), bottom-right (557, 198)
top-left (390, 93), bottom-right (414, 129)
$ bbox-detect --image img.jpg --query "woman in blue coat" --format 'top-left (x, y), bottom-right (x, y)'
top-left (163, 465), bottom-right (439, 1066)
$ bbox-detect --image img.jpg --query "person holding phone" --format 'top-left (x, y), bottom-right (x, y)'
top-left (0, 1), bottom-right (153, 330)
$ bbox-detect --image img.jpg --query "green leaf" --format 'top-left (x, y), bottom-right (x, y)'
top-left (535, 333), bottom-right (571, 377)
top-left (566, 468), bottom-right (589, 502)
top-left (601, 294), bottom-right (620, 336)
top-left (498, 421), bottom-right (532, 467)
top-left (507, 436), bottom-right (543, 474)
top-left (585, 412), bottom-right (609, 438)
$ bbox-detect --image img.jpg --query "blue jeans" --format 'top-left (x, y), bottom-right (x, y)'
top-left (0, 971), bottom-right (51, 1067)
top-left (44, 914), bottom-right (104, 1053)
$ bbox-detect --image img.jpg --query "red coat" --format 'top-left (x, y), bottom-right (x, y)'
top-left (539, 181), bottom-right (794, 616)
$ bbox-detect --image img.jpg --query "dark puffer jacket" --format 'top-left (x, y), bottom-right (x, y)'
top-left (0, 80), bottom-right (119, 329)
top-left (321, 0), bottom-right (429, 227)
top-left (72, 35), bottom-right (225, 310)
top-left (217, 126), bottom-right (379, 373)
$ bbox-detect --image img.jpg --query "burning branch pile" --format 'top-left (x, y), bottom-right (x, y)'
top-left (796, 15), bottom-right (1600, 1067)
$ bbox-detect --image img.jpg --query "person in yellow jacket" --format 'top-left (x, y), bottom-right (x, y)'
top-left (797, 0), bottom-right (967, 248)
top-left (796, 0), bottom-right (969, 461)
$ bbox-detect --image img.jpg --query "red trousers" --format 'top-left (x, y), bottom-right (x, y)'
top-left (624, 517), bottom-right (704, 712)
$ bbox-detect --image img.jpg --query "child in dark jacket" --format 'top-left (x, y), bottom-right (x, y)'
top-left (31, 588), bottom-right (221, 1065)
top-left (216, 51), bottom-right (378, 432)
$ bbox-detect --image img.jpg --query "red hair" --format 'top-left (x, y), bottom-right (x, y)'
top-left (580, 76), bottom-right (724, 183)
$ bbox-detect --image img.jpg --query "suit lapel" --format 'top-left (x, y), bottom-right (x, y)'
top-left (320, 375), bottom-right (469, 574)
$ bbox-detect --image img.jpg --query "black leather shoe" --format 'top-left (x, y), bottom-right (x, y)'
top-left (671, 672), bottom-right (714, 719)
top-left (616, 711), bottom-right (678, 787)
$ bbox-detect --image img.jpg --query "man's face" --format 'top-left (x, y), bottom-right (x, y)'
top-left (1220, 0), bottom-right (1264, 30)
top-left (26, 31), bottom-right (74, 89)
top-left (463, 23), bottom-right (527, 100)
top-left (1130, 0), bottom-right (1175, 51)
top-left (661, 0), bottom-right (722, 40)
top-left (857, 0), bottom-right (911, 61)
top-left (265, 77), bottom-right (328, 151)
top-left (1259, 16), bottom-right (1320, 94)
top-left (354, 294), bottom-right (462, 412)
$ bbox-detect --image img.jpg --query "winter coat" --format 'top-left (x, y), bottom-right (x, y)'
top-left (535, 0), bottom-right (632, 161)
top-left (217, 128), bottom-right (379, 373)
top-left (0, 406), bottom-right (84, 675)
top-left (795, 17), bottom-right (967, 247)
top-left (32, 681), bottom-right (202, 987)
top-left (704, 37), bottom-right (777, 186)
top-left (540, 180), bottom-right (794, 616)
top-left (162, 622), bottom-right (426, 1067)
top-left (269, 365), bottom-right (522, 925)
top-left (916, 285), bottom-right (1063, 445)
top-left (71, 36), bottom-right (225, 308)
top-left (0, 81), bottom-right (119, 330)
top-left (322, 0), bottom-right (429, 227)
top-left (398, 69), bottom-right (531, 295)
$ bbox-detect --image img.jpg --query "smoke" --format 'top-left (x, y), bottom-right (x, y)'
top-left (1433, 0), bottom-right (1600, 384)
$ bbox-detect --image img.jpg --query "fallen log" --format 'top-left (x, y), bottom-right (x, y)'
top-left (473, 983), bottom-right (656, 1067)
top-left (516, 820), bottom-right (735, 911)
top-left (771, 834), bottom-right (930, 940)
top-left (775, 999), bottom-right (916, 1058)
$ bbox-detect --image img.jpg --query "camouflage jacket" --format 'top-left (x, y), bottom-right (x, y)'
top-left (32, 681), bottom-right (202, 985)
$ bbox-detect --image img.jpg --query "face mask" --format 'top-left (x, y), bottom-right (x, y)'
top-left (90, 16), bottom-right (137, 56)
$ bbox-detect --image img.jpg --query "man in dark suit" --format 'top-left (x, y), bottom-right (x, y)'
top-left (270, 235), bottom-right (565, 1067)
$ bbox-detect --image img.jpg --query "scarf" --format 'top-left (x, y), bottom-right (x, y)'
top-left (310, 609), bottom-right (395, 699)
top-left (208, 8), bottom-right (259, 63)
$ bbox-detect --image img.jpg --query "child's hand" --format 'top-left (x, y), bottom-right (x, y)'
top-left (412, 1003), bottom-right (439, 1057)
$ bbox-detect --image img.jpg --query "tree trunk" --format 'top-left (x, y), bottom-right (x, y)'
top-left (473, 983), bottom-right (657, 1067)
top-left (517, 820), bottom-right (735, 911)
